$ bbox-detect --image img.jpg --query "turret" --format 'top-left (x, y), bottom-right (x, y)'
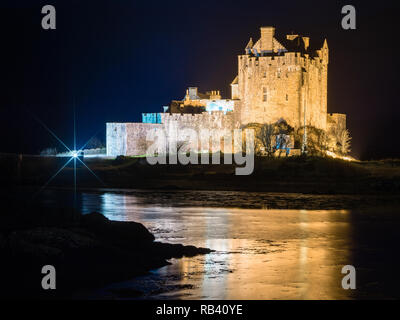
top-left (245, 37), bottom-right (253, 54)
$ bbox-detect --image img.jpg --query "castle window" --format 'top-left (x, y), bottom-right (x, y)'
top-left (286, 94), bottom-right (288, 101)
top-left (277, 68), bottom-right (281, 78)
top-left (262, 87), bottom-right (267, 102)
top-left (263, 72), bottom-right (266, 78)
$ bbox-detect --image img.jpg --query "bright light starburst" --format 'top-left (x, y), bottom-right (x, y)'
top-left (32, 109), bottom-right (105, 205)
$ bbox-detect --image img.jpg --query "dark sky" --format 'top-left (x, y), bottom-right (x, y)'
top-left (0, 0), bottom-right (399, 160)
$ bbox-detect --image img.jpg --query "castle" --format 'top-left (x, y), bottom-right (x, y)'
top-left (107, 26), bottom-right (346, 156)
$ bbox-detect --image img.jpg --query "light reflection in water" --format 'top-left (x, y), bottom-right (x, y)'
top-left (81, 192), bottom-right (353, 299)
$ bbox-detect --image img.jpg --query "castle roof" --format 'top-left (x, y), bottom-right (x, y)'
top-left (196, 92), bottom-right (210, 99)
top-left (247, 28), bottom-right (327, 58)
top-left (231, 75), bottom-right (238, 85)
top-left (245, 38), bottom-right (253, 49)
top-left (273, 34), bottom-right (322, 54)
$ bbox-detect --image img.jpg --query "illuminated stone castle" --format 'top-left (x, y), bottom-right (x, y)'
top-left (107, 26), bottom-right (346, 156)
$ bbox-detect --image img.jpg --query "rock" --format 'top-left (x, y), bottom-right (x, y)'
top-left (1, 209), bottom-right (212, 298)
top-left (108, 220), bottom-right (155, 242)
top-left (182, 244), bottom-right (213, 256)
top-left (81, 212), bottom-right (155, 243)
top-left (7, 231), bottom-right (64, 262)
top-left (80, 211), bottom-right (109, 226)
top-left (152, 242), bottom-right (213, 258)
top-left (6, 227), bottom-right (101, 263)
top-left (10, 227), bottom-right (98, 250)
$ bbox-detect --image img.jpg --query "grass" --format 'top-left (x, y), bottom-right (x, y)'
top-left (2, 153), bottom-right (400, 194)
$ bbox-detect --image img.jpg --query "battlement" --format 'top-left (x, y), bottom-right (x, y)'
top-left (161, 111), bottom-right (235, 130)
top-left (240, 49), bottom-right (326, 68)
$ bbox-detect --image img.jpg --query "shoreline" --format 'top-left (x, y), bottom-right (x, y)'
top-left (4, 185), bottom-right (400, 211)
top-left (0, 208), bottom-right (212, 299)
top-left (1, 156), bottom-right (400, 197)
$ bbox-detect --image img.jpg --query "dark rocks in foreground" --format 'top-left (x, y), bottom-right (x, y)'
top-left (0, 207), bottom-right (212, 298)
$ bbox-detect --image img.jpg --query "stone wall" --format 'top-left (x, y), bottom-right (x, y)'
top-left (107, 112), bottom-right (237, 156)
top-left (126, 123), bottom-right (163, 156)
top-left (236, 52), bottom-right (328, 130)
top-left (161, 111), bottom-right (235, 132)
top-left (160, 112), bottom-right (237, 153)
top-left (234, 29), bottom-right (329, 132)
top-left (106, 122), bottom-right (163, 156)
top-left (106, 123), bottom-right (126, 156)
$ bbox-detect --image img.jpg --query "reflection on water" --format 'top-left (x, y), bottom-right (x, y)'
top-left (79, 192), bottom-right (356, 299)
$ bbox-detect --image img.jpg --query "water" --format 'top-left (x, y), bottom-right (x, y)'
top-left (27, 189), bottom-right (400, 299)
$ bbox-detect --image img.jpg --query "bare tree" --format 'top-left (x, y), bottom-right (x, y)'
top-left (336, 129), bottom-right (351, 155)
top-left (297, 125), bottom-right (329, 156)
top-left (315, 128), bottom-right (330, 155)
top-left (243, 119), bottom-right (294, 157)
top-left (328, 123), bottom-right (352, 156)
top-left (257, 123), bottom-right (276, 157)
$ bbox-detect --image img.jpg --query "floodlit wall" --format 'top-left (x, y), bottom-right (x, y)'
top-left (106, 112), bottom-right (238, 156)
top-left (106, 123), bottom-right (126, 156)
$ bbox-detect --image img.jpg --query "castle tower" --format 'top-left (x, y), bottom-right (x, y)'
top-left (231, 27), bottom-right (329, 130)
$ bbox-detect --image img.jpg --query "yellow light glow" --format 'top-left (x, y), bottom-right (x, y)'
top-left (325, 150), bottom-right (355, 161)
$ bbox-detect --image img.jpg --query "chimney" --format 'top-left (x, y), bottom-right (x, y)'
top-left (260, 26), bottom-right (275, 51)
top-left (302, 37), bottom-right (309, 50)
top-left (188, 87), bottom-right (198, 99)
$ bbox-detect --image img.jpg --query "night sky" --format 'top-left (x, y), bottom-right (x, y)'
top-left (1, 0), bottom-right (399, 160)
